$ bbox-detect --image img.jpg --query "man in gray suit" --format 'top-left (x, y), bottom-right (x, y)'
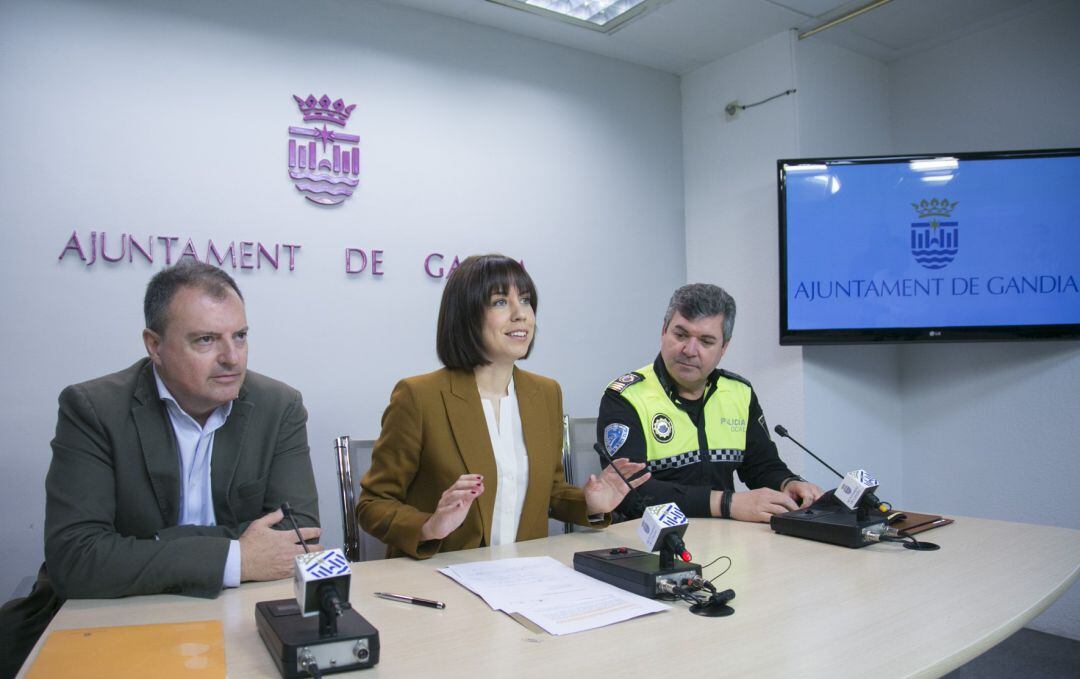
top-left (1, 262), bottom-right (321, 676)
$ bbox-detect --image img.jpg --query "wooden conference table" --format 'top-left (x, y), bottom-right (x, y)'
top-left (21, 516), bottom-right (1080, 678)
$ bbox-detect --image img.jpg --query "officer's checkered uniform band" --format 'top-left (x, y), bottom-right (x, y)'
top-left (646, 449), bottom-right (744, 472)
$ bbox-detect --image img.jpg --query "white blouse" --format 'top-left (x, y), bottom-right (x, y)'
top-left (480, 377), bottom-right (530, 546)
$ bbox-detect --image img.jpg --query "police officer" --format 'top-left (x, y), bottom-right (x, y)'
top-left (596, 284), bottom-right (822, 522)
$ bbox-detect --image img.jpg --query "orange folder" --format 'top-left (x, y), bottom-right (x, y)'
top-left (26, 619), bottom-right (225, 679)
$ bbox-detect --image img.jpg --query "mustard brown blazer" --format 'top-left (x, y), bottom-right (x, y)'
top-left (357, 367), bottom-right (606, 558)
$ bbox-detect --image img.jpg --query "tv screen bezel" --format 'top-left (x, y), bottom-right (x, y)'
top-left (777, 147), bottom-right (1080, 346)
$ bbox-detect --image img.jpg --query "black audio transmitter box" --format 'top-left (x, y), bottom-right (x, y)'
top-left (574, 547), bottom-right (701, 598)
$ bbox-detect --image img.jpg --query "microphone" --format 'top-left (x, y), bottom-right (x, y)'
top-left (594, 442), bottom-right (692, 562)
top-left (572, 444), bottom-right (703, 600)
top-left (283, 501), bottom-right (355, 621)
top-left (664, 533), bottom-right (691, 562)
top-left (773, 425), bottom-right (889, 513)
top-left (638, 503), bottom-right (692, 562)
top-left (772, 425), bottom-right (844, 480)
top-left (294, 548), bottom-right (353, 620)
top-left (593, 442), bottom-right (651, 516)
top-left (835, 469), bottom-right (880, 512)
top-left (255, 523), bottom-right (381, 675)
top-left (280, 502), bottom-right (310, 553)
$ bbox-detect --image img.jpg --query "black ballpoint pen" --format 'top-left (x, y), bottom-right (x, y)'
top-left (374, 592), bottom-right (446, 609)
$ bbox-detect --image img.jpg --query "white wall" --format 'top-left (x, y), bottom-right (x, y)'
top-left (890, 0), bottom-right (1080, 639)
top-left (681, 31), bottom-right (897, 490)
top-left (682, 0), bottom-right (1080, 641)
top-left (681, 32), bottom-right (808, 480)
top-left (794, 37), bottom-right (892, 159)
top-left (890, 0), bottom-right (1080, 155)
top-left (793, 37), bottom-right (901, 497)
top-left (0, 0), bottom-right (685, 599)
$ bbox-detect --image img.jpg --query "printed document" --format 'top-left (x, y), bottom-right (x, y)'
top-left (439, 556), bottom-right (668, 635)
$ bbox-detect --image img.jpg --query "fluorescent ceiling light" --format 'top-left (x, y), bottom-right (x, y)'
top-left (784, 164), bottom-right (828, 173)
top-left (487, 0), bottom-right (656, 32)
top-left (910, 157), bottom-right (958, 172)
top-left (921, 174), bottom-right (954, 183)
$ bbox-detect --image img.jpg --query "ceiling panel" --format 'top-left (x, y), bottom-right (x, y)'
top-left (613, 0), bottom-right (806, 71)
top-left (377, 0), bottom-right (1052, 73)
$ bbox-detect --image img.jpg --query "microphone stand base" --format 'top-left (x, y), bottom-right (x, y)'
top-left (256, 599), bottom-right (380, 677)
top-left (771, 491), bottom-right (887, 548)
top-left (689, 601), bottom-right (735, 617)
top-left (904, 541), bottom-right (940, 551)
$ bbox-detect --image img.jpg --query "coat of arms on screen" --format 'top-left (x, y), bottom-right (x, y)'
top-left (288, 94), bottom-right (360, 206)
top-left (910, 198), bottom-right (959, 270)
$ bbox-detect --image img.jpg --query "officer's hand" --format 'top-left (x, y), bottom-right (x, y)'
top-left (783, 480), bottom-right (824, 508)
top-left (729, 488), bottom-right (799, 523)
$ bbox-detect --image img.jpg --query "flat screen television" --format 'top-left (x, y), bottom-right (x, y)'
top-left (777, 148), bottom-right (1080, 345)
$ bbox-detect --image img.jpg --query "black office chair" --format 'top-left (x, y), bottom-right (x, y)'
top-left (334, 435), bottom-right (387, 562)
top-left (560, 415), bottom-right (600, 533)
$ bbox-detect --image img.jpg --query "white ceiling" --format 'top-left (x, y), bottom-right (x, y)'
top-left (377, 0), bottom-right (1056, 74)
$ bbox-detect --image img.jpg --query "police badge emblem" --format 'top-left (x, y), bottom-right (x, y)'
top-left (651, 414), bottom-right (674, 443)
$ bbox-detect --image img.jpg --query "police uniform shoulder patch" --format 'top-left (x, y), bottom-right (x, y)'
top-left (606, 371), bottom-right (644, 394)
top-left (603, 423), bottom-right (630, 455)
top-left (717, 369), bottom-right (752, 389)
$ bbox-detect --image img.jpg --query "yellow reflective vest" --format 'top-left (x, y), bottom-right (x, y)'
top-left (614, 363), bottom-right (751, 469)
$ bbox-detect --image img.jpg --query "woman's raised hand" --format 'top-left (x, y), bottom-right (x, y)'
top-left (419, 474), bottom-right (485, 541)
top-left (583, 458), bottom-right (649, 515)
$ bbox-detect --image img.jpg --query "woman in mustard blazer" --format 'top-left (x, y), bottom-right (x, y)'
top-left (357, 254), bottom-right (648, 558)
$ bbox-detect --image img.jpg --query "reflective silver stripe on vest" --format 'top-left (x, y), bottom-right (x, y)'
top-left (708, 449), bottom-right (744, 464)
top-left (647, 449), bottom-right (744, 472)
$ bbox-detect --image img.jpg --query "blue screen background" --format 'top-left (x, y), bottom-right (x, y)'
top-left (784, 155), bottom-right (1080, 330)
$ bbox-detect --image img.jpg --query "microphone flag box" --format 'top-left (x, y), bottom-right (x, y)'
top-left (294, 548), bottom-right (351, 616)
top-left (638, 503), bottom-right (688, 552)
top-left (835, 470), bottom-right (879, 511)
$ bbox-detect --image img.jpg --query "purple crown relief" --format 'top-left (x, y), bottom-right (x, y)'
top-left (288, 93), bottom-right (359, 206)
top-left (293, 94), bottom-right (356, 125)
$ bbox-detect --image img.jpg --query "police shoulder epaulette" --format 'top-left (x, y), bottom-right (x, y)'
top-left (716, 369), bottom-right (752, 389)
top-left (606, 371), bottom-right (645, 394)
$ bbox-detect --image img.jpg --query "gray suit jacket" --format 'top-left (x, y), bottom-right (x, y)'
top-left (43, 359), bottom-right (319, 599)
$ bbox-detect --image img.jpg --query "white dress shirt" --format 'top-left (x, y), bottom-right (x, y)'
top-left (480, 376), bottom-right (530, 547)
top-left (154, 368), bottom-right (242, 588)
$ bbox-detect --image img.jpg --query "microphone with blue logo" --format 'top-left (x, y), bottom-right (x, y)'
top-left (255, 503), bottom-right (380, 677)
top-left (294, 549), bottom-right (352, 627)
top-left (770, 425), bottom-right (938, 551)
top-left (596, 424), bottom-right (692, 565)
top-left (638, 503), bottom-right (693, 567)
top-left (573, 428), bottom-right (703, 600)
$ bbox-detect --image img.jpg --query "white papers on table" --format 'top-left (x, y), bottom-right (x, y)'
top-left (439, 556), bottom-right (668, 635)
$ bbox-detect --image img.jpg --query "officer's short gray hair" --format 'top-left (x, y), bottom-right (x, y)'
top-left (662, 283), bottom-right (736, 345)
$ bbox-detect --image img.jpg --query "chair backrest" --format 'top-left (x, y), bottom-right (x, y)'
top-left (560, 415), bottom-right (600, 533)
top-left (564, 415), bottom-right (600, 486)
top-left (334, 435), bottom-right (386, 562)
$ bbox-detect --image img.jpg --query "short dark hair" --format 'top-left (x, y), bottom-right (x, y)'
top-left (436, 254), bottom-right (537, 370)
top-left (663, 283), bottom-right (736, 345)
top-left (144, 262), bottom-right (244, 335)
